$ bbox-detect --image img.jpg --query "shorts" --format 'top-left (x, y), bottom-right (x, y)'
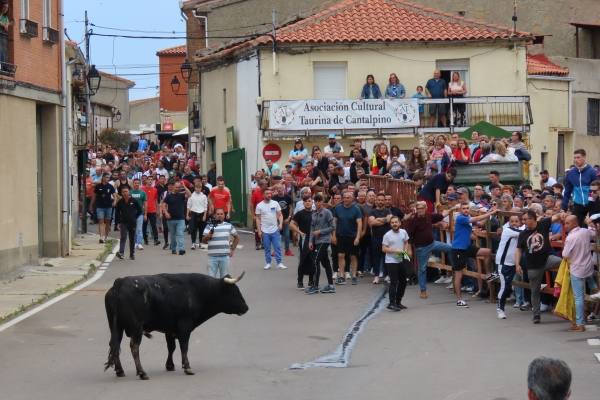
top-left (336, 236), bottom-right (359, 256)
top-left (451, 244), bottom-right (479, 271)
top-left (429, 103), bottom-right (447, 116)
top-left (96, 207), bottom-right (113, 220)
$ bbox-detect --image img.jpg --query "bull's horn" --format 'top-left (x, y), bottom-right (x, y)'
top-left (224, 271), bottom-right (245, 284)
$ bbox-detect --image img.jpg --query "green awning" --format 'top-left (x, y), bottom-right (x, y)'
top-left (459, 121), bottom-right (512, 140)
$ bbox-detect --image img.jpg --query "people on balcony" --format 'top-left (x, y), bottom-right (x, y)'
top-left (0, 0), bottom-right (10, 66)
top-left (371, 143), bottom-right (390, 175)
top-left (411, 85), bottom-right (426, 116)
top-left (448, 72), bottom-right (468, 126)
top-left (288, 138), bottom-right (308, 167)
top-left (384, 73), bottom-right (406, 99)
top-left (509, 131), bottom-right (532, 161)
top-left (350, 138), bottom-right (368, 159)
top-left (323, 133), bottom-right (344, 159)
top-left (387, 145), bottom-right (406, 179)
top-left (480, 141), bottom-right (518, 163)
top-left (425, 69), bottom-right (448, 127)
top-left (360, 74), bottom-right (382, 99)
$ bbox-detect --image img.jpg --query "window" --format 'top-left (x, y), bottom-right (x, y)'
top-left (43, 0), bottom-right (51, 27)
top-left (20, 0), bottom-right (28, 19)
top-left (313, 62), bottom-right (347, 99)
top-left (588, 98), bottom-right (600, 136)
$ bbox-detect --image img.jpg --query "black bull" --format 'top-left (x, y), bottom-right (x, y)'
top-left (104, 272), bottom-right (248, 380)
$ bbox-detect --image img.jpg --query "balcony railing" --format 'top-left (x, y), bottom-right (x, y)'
top-left (260, 96), bottom-right (533, 138)
top-left (42, 27), bottom-right (59, 44)
top-left (19, 19), bottom-right (38, 37)
top-left (0, 60), bottom-right (17, 77)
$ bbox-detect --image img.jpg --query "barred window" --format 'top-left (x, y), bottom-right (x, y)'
top-left (588, 98), bottom-right (600, 136)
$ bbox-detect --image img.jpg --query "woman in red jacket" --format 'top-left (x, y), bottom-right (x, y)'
top-left (452, 138), bottom-right (471, 164)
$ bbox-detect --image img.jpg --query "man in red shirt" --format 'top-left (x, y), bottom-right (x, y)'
top-left (251, 180), bottom-right (267, 250)
top-left (142, 177), bottom-right (161, 246)
top-left (208, 176), bottom-right (232, 218)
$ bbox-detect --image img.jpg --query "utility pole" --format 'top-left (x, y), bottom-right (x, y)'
top-left (271, 8), bottom-right (277, 75)
top-left (81, 10), bottom-right (91, 234)
top-left (512, 0), bottom-right (518, 35)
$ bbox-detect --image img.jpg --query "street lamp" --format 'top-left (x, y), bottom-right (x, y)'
top-left (170, 75), bottom-right (181, 93)
top-left (87, 64), bottom-right (101, 94)
top-left (112, 107), bottom-right (122, 122)
top-left (180, 59), bottom-right (192, 83)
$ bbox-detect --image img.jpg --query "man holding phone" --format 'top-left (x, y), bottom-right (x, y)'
top-left (202, 208), bottom-right (239, 278)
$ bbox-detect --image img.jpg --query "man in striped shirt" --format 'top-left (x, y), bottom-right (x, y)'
top-left (202, 208), bottom-right (239, 278)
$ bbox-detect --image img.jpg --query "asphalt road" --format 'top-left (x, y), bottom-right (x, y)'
top-left (0, 233), bottom-right (597, 400)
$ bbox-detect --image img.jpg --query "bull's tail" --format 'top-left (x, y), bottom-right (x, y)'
top-left (104, 279), bottom-right (123, 371)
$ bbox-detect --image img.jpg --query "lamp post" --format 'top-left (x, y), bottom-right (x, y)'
top-left (180, 59), bottom-right (192, 83)
top-left (87, 64), bottom-right (101, 95)
top-left (170, 75), bottom-right (181, 94)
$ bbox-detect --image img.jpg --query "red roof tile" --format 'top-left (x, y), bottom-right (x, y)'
top-left (527, 54), bottom-right (569, 76)
top-left (156, 44), bottom-right (187, 56)
top-left (197, 0), bottom-right (532, 65)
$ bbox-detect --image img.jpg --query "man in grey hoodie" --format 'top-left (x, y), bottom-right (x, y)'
top-left (306, 193), bottom-right (336, 294)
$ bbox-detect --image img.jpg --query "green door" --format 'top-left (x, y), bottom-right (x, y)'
top-left (221, 148), bottom-right (247, 225)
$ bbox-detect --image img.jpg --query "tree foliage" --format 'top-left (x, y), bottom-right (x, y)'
top-left (98, 128), bottom-right (131, 150)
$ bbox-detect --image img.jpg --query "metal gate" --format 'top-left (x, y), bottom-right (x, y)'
top-left (221, 148), bottom-right (247, 225)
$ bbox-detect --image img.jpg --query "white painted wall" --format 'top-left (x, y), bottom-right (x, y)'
top-left (235, 57), bottom-right (260, 189)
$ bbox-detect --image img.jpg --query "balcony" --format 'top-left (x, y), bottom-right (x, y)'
top-left (42, 27), bottom-right (59, 44)
top-left (0, 60), bottom-right (17, 77)
top-left (19, 19), bottom-right (38, 38)
top-left (260, 96), bottom-right (533, 139)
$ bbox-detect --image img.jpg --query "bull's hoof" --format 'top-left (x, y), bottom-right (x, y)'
top-left (138, 372), bottom-right (149, 380)
top-left (183, 368), bottom-right (195, 376)
top-left (116, 370), bottom-right (125, 378)
top-left (166, 363), bottom-right (175, 372)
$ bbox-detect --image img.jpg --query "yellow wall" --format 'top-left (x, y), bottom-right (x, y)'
top-left (0, 95), bottom-right (39, 274)
top-left (260, 44), bottom-right (527, 100)
top-left (526, 77), bottom-right (570, 177)
top-left (201, 63), bottom-right (238, 173)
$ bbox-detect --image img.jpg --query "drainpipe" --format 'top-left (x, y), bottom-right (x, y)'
top-left (59, 4), bottom-right (71, 255)
top-left (191, 9), bottom-right (209, 50)
top-left (568, 78), bottom-right (572, 129)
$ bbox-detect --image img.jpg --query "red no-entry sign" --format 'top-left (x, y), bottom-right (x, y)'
top-left (262, 143), bottom-right (282, 162)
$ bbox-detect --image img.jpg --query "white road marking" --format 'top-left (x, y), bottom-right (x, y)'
top-left (587, 338), bottom-right (600, 346)
top-left (105, 254), bottom-right (115, 263)
top-left (585, 325), bottom-right (598, 331)
top-left (289, 288), bottom-right (387, 369)
top-left (0, 241), bottom-right (118, 333)
top-left (595, 353), bottom-right (600, 363)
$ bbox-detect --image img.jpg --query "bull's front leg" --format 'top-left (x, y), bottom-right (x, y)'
top-left (178, 331), bottom-right (194, 375)
top-left (165, 333), bottom-right (177, 371)
top-left (130, 336), bottom-right (149, 380)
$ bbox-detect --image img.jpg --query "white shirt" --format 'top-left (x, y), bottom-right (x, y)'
top-left (382, 229), bottom-right (409, 263)
top-left (495, 223), bottom-right (524, 266)
top-left (255, 200), bottom-right (281, 234)
top-left (541, 177), bottom-right (557, 188)
top-left (187, 191), bottom-right (208, 214)
top-left (156, 167), bottom-right (169, 179)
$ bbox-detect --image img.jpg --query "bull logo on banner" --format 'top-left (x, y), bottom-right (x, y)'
top-left (273, 105), bottom-right (295, 126)
top-left (393, 102), bottom-right (417, 124)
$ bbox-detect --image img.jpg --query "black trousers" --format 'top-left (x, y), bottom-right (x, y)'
top-left (162, 217), bottom-right (169, 243)
top-left (312, 243), bottom-right (333, 286)
top-left (189, 211), bottom-right (206, 244)
top-left (119, 223), bottom-right (136, 257)
top-left (386, 261), bottom-right (410, 306)
top-left (297, 237), bottom-right (314, 286)
top-left (143, 213), bottom-right (158, 242)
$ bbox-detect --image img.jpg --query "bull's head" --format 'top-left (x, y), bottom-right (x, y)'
top-left (221, 272), bottom-right (249, 316)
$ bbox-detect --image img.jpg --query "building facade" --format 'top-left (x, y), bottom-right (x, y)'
top-left (156, 44), bottom-right (188, 137)
top-left (0, 0), bottom-right (63, 275)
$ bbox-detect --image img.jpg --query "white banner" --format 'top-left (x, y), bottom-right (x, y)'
top-left (268, 99), bottom-right (420, 130)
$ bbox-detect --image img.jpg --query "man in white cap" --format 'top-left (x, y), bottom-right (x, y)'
top-left (324, 133), bottom-right (344, 159)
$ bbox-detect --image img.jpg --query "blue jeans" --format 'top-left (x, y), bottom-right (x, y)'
top-left (570, 275), bottom-right (598, 326)
top-left (415, 241), bottom-right (453, 292)
top-left (207, 255), bottom-right (230, 278)
top-left (135, 214), bottom-right (144, 245)
top-left (282, 222), bottom-right (290, 251)
top-left (167, 219), bottom-right (185, 252)
top-left (262, 231), bottom-right (282, 264)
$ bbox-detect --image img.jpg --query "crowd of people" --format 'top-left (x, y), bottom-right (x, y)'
top-left (86, 131), bottom-right (600, 327)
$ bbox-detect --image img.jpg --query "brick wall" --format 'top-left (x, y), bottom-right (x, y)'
top-left (9, 0), bottom-right (61, 91)
top-left (158, 53), bottom-right (188, 112)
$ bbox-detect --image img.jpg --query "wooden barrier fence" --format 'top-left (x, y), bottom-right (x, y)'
top-left (366, 175), bottom-right (417, 212)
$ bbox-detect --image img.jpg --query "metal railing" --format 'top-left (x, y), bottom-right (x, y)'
top-left (0, 61), bottom-right (17, 77)
top-left (260, 96), bottom-right (532, 138)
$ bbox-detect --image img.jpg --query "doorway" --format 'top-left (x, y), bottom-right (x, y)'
top-left (36, 106), bottom-right (44, 256)
top-left (221, 148), bottom-right (247, 225)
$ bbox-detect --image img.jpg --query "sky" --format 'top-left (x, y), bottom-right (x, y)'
top-left (64, 0), bottom-right (186, 100)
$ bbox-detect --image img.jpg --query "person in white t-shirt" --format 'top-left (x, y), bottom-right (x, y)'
top-left (255, 188), bottom-right (287, 270)
top-left (382, 216), bottom-right (411, 311)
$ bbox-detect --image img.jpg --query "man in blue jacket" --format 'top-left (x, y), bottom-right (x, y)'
top-left (561, 149), bottom-right (598, 226)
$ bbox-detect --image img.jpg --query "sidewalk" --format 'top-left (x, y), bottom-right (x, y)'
top-left (0, 233), bottom-right (114, 322)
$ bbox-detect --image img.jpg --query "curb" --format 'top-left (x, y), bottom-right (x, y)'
top-left (0, 240), bottom-right (118, 330)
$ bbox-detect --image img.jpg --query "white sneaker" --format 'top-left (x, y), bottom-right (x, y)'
top-left (345, 272), bottom-right (351, 279)
top-left (590, 292), bottom-right (600, 300)
top-left (199, 243), bottom-right (207, 250)
top-left (264, 264), bottom-right (271, 270)
top-left (513, 303), bottom-right (522, 309)
top-left (497, 310), bottom-right (507, 319)
top-left (333, 272), bottom-right (338, 280)
top-left (137, 244), bottom-right (144, 250)
top-left (434, 276), bottom-right (446, 284)
top-left (384, 276), bottom-right (391, 283)
top-left (442, 276), bottom-right (453, 284)
top-left (277, 263), bottom-right (288, 270)
top-left (540, 303), bottom-right (550, 312)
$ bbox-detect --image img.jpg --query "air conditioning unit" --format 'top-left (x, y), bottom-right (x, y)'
top-left (42, 27), bottom-right (59, 44)
top-left (19, 19), bottom-right (38, 37)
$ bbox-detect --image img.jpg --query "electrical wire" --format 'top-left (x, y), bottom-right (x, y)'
top-left (89, 31), bottom-right (270, 40)
top-left (90, 23), bottom-right (186, 34)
